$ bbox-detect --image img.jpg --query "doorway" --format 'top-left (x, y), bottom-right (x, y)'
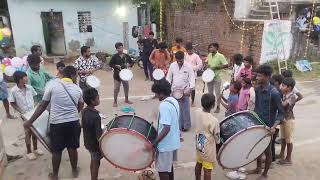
top-left (41, 11), bottom-right (66, 56)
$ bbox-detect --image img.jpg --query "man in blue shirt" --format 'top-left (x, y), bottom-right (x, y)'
top-left (249, 64), bottom-right (284, 179)
top-left (146, 79), bottom-right (181, 180)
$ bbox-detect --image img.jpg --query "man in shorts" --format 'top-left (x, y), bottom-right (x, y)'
top-left (24, 66), bottom-right (84, 180)
top-left (146, 80), bottom-right (181, 180)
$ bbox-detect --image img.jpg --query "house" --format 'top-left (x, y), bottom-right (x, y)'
top-left (7, 0), bottom-right (140, 57)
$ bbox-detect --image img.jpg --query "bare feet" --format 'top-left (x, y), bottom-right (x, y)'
top-left (6, 114), bottom-right (17, 119)
top-left (113, 103), bottom-right (118, 107)
top-left (247, 168), bottom-right (262, 175)
top-left (125, 100), bottom-right (133, 104)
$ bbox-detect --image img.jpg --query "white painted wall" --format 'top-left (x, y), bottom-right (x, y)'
top-left (234, 0), bottom-right (251, 19)
top-left (7, 0), bottom-right (138, 56)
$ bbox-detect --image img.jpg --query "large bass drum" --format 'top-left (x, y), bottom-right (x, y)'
top-left (21, 110), bottom-right (52, 153)
top-left (217, 111), bottom-right (271, 169)
top-left (99, 114), bottom-right (157, 171)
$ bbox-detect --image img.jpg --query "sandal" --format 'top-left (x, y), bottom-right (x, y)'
top-left (26, 153), bottom-right (36, 160)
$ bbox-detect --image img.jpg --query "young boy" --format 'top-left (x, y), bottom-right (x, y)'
top-left (109, 42), bottom-right (134, 107)
top-left (278, 77), bottom-right (297, 166)
top-left (220, 81), bottom-right (241, 117)
top-left (9, 71), bottom-right (43, 160)
top-left (26, 54), bottom-right (54, 103)
top-left (56, 61), bottom-right (65, 79)
top-left (281, 70), bottom-right (303, 103)
top-left (82, 88), bottom-right (103, 180)
top-left (171, 37), bottom-right (186, 62)
top-left (195, 93), bottom-right (220, 180)
top-left (271, 74), bottom-right (284, 92)
top-left (231, 53), bottom-right (243, 82)
top-left (236, 56), bottom-right (253, 82)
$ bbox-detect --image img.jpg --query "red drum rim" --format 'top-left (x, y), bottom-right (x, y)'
top-left (99, 128), bottom-right (155, 172)
top-left (217, 125), bottom-right (271, 169)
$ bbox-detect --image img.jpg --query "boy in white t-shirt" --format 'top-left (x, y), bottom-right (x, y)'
top-left (195, 93), bottom-right (220, 180)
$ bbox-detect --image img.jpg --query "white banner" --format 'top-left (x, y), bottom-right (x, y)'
top-left (260, 20), bottom-right (292, 64)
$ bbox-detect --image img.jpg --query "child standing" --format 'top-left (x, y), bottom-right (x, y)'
top-left (231, 54), bottom-right (243, 82)
top-left (236, 56), bottom-right (253, 82)
top-left (56, 61), bottom-right (65, 79)
top-left (220, 81), bottom-right (241, 117)
top-left (281, 70), bottom-right (303, 103)
top-left (82, 88), bottom-right (103, 180)
top-left (195, 93), bottom-right (220, 180)
top-left (9, 71), bottom-right (43, 160)
top-left (26, 54), bottom-right (54, 103)
top-left (278, 77), bottom-right (297, 165)
top-left (237, 78), bottom-right (255, 111)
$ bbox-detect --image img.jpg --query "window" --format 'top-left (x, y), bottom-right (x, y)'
top-left (77, 11), bottom-right (92, 33)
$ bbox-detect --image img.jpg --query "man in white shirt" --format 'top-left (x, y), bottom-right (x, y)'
top-left (166, 51), bottom-right (195, 131)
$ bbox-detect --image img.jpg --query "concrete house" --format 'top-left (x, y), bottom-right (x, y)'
top-left (7, 0), bottom-right (139, 56)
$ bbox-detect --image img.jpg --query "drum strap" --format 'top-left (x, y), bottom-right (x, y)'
top-left (59, 81), bottom-right (77, 107)
top-left (157, 100), bottom-right (179, 133)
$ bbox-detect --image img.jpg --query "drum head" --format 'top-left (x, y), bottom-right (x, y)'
top-left (152, 69), bottom-right (165, 80)
top-left (218, 126), bottom-right (271, 169)
top-left (119, 69), bottom-right (133, 81)
top-left (86, 75), bottom-right (101, 88)
top-left (202, 69), bottom-right (215, 83)
top-left (100, 128), bottom-right (154, 171)
top-left (172, 90), bottom-right (183, 99)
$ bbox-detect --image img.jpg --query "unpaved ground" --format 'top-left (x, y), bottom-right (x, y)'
top-left (1, 64), bottom-right (320, 180)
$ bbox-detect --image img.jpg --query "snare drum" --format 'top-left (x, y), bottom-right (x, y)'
top-left (217, 111), bottom-right (271, 169)
top-left (86, 75), bottom-right (101, 88)
top-left (119, 69), bottom-right (133, 81)
top-left (152, 69), bottom-right (165, 81)
top-left (100, 114), bottom-right (157, 171)
top-left (202, 69), bottom-right (215, 83)
top-left (21, 110), bottom-right (52, 153)
top-left (172, 89), bottom-right (184, 100)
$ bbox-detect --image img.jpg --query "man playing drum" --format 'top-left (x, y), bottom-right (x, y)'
top-left (109, 42), bottom-right (134, 107)
top-left (166, 51), bottom-right (195, 131)
top-left (149, 42), bottom-right (171, 75)
top-left (24, 66), bottom-right (84, 180)
top-left (146, 79), bottom-right (181, 180)
top-left (206, 43), bottom-right (228, 113)
top-left (249, 64), bottom-right (284, 179)
top-left (74, 46), bottom-right (101, 89)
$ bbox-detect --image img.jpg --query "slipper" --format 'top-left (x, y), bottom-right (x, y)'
top-left (277, 159), bottom-right (292, 166)
top-left (226, 171), bottom-right (240, 179)
top-left (7, 155), bottom-right (22, 163)
top-left (48, 172), bottom-right (58, 180)
top-left (26, 153), bottom-right (36, 160)
top-left (34, 149), bottom-right (44, 156)
top-left (72, 167), bottom-right (80, 178)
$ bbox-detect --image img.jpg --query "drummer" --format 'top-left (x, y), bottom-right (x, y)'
top-left (147, 79), bottom-right (181, 180)
top-left (109, 42), bottom-right (134, 107)
top-left (149, 42), bottom-right (171, 75)
top-left (206, 43), bottom-right (228, 113)
top-left (24, 66), bottom-right (84, 180)
top-left (74, 46), bottom-right (101, 89)
top-left (166, 51), bottom-right (195, 131)
top-left (184, 42), bottom-right (203, 107)
top-left (248, 64), bottom-right (284, 179)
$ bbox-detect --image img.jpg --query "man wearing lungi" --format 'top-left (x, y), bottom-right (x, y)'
top-left (166, 51), bottom-right (195, 131)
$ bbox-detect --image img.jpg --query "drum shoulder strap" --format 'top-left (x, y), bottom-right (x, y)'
top-left (157, 99), bottom-right (179, 132)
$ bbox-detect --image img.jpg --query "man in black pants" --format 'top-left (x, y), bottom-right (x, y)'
top-left (248, 64), bottom-right (284, 180)
top-left (141, 31), bottom-right (158, 81)
top-left (24, 66), bottom-right (84, 180)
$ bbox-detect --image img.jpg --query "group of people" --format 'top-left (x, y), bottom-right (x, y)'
top-left (0, 36), bottom-right (302, 180)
